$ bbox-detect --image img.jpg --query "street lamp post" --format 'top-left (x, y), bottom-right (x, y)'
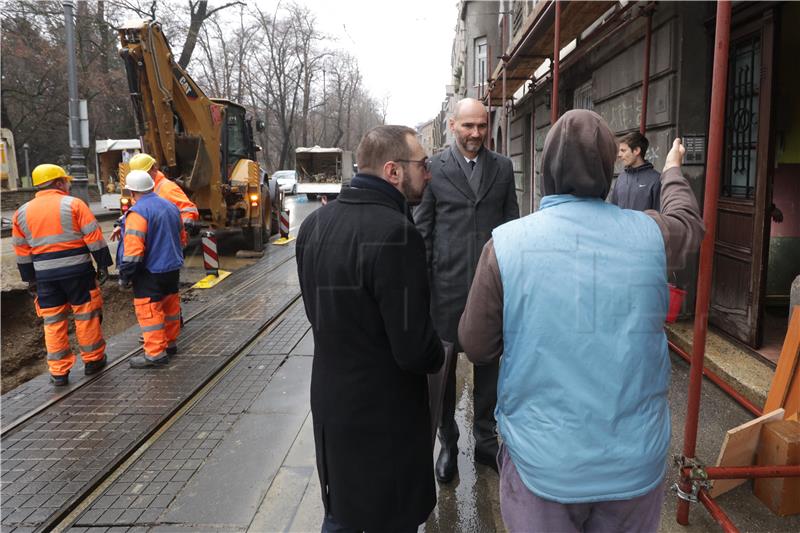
top-left (63, 0), bottom-right (89, 204)
top-left (22, 143), bottom-right (31, 187)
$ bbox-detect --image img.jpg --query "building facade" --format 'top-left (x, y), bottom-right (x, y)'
top-left (459, 0), bottom-right (799, 353)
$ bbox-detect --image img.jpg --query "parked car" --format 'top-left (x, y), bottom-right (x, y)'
top-left (273, 169), bottom-right (298, 195)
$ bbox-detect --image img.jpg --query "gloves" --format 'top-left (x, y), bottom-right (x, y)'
top-left (184, 219), bottom-right (200, 236)
top-left (27, 281), bottom-right (37, 298)
top-left (118, 278), bottom-right (132, 290)
top-left (97, 267), bottom-right (109, 285)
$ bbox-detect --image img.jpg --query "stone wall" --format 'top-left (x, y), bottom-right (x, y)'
top-left (2, 187), bottom-right (100, 211)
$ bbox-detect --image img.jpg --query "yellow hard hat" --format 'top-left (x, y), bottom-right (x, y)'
top-left (129, 153), bottom-right (157, 172)
top-left (32, 164), bottom-right (72, 187)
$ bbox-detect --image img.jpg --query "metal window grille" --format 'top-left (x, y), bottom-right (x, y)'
top-left (723, 35), bottom-right (760, 200)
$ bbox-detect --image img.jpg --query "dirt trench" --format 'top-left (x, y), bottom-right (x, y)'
top-left (2, 283), bottom-right (143, 394)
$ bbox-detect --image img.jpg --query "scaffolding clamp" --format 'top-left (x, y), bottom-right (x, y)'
top-left (671, 455), bottom-right (711, 502)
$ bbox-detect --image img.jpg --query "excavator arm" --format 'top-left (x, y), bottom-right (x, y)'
top-left (118, 19), bottom-right (223, 223)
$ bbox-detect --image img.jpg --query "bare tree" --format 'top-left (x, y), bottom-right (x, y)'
top-left (178, 0), bottom-right (244, 68)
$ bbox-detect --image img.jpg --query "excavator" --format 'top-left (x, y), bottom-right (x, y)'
top-left (117, 19), bottom-right (279, 251)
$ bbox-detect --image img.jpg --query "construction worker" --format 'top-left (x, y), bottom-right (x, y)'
top-left (128, 153), bottom-right (200, 238)
top-left (12, 164), bottom-right (112, 386)
top-left (118, 170), bottom-right (186, 368)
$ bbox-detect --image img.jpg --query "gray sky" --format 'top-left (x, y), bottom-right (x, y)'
top-left (302, 0), bottom-right (459, 127)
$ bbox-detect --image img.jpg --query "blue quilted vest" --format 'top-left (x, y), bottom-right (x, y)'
top-left (492, 194), bottom-right (670, 503)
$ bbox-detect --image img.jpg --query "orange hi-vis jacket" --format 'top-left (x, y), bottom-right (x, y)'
top-left (13, 189), bottom-right (113, 282)
top-left (153, 171), bottom-right (199, 225)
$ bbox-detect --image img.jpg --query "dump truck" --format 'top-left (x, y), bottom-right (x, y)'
top-left (294, 146), bottom-right (354, 200)
top-left (118, 19), bottom-right (278, 251)
top-left (95, 138), bottom-right (141, 211)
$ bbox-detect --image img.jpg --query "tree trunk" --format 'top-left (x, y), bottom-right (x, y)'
top-left (179, 0), bottom-right (208, 69)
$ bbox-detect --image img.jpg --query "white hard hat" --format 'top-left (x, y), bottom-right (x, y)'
top-left (125, 169), bottom-right (155, 192)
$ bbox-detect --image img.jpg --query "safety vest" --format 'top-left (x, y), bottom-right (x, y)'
top-left (118, 192), bottom-right (184, 279)
top-left (153, 171), bottom-right (199, 224)
top-left (12, 189), bottom-right (112, 282)
top-left (492, 194), bottom-right (670, 503)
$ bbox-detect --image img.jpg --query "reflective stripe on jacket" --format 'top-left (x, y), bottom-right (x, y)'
top-left (118, 192), bottom-right (185, 281)
top-left (12, 189), bottom-right (113, 282)
top-left (154, 171), bottom-right (199, 225)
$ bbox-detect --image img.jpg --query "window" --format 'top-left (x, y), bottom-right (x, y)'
top-left (723, 34), bottom-right (760, 199)
top-left (573, 80), bottom-right (593, 110)
top-left (475, 37), bottom-right (487, 89)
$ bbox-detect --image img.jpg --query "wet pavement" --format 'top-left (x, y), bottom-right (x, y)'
top-left (2, 193), bottom-right (799, 532)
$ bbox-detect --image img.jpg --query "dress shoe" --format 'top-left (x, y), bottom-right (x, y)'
top-left (474, 447), bottom-right (499, 473)
top-left (50, 373), bottom-right (69, 386)
top-left (435, 446), bottom-right (458, 483)
top-left (129, 355), bottom-right (169, 368)
top-left (84, 355), bottom-right (107, 376)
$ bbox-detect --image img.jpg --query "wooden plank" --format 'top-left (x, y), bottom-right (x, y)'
top-left (710, 408), bottom-right (785, 497)
top-left (764, 305), bottom-right (800, 417)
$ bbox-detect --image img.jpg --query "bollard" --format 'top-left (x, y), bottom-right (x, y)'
top-left (279, 210), bottom-right (290, 239)
top-left (202, 230), bottom-right (219, 277)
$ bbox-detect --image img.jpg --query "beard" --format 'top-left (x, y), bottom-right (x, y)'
top-left (402, 179), bottom-right (424, 206)
top-left (456, 132), bottom-right (484, 154)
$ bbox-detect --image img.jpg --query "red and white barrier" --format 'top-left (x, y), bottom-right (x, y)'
top-left (202, 231), bottom-right (219, 276)
top-left (279, 210), bottom-right (290, 239)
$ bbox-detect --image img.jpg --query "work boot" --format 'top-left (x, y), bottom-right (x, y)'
top-left (129, 355), bottom-right (169, 368)
top-left (84, 355), bottom-right (107, 376)
top-left (50, 373), bottom-right (69, 387)
top-left (435, 445), bottom-right (458, 483)
top-left (166, 346), bottom-right (178, 356)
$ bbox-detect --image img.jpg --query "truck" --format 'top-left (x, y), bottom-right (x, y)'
top-left (95, 138), bottom-right (141, 211)
top-left (294, 146), bottom-right (354, 200)
top-left (1, 128), bottom-right (20, 190)
top-left (117, 19), bottom-right (279, 251)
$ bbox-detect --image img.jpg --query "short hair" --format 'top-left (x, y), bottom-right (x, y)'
top-left (356, 125), bottom-right (417, 173)
top-left (619, 131), bottom-right (649, 157)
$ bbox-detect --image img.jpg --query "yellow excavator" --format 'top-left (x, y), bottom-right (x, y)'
top-left (118, 19), bottom-right (278, 251)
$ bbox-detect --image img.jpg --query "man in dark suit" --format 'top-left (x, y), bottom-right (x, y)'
top-left (414, 98), bottom-right (520, 482)
top-left (297, 125), bottom-right (444, 533)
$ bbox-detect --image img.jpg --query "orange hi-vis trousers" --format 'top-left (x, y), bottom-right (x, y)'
top-left (131, 269), bottom-right (182, 361)
top-left (36, 273), bottom-right (105, 376)
top-left (134, 293), bottom-right (180, 361)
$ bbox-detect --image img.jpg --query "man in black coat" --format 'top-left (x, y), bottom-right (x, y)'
top-left (296, 125), bottom-right (444, 533)
top-left (414, 98), bottom-right (520, 482)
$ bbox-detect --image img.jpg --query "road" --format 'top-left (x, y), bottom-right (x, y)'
top-left (0, 195), bottom-right (315, 291)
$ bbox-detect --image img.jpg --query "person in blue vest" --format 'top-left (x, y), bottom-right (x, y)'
top-left (117, 170), bottom-right (185, 368)
top-left (458, 110), bottom-right (704, 531)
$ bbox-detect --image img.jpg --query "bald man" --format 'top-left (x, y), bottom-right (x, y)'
top-left (414, 98), bottom-right (519, 482)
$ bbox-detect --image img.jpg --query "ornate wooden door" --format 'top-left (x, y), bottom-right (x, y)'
top-left (709, 11), bottom-right (775, 347)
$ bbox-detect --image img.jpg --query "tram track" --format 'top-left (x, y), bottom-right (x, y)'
top-left (1, 250), bottom-right (297, 438)
top-left (48, 292), bottom-right (303, 532)
top-left (1, 243), bottom-right (305, 532)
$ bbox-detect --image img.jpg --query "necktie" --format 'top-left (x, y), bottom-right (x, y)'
top-left (468, 160), bottom-right (479, 194)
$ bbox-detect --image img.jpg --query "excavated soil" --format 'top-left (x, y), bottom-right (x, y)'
top-left (2, 283), bottom-right (137, 394)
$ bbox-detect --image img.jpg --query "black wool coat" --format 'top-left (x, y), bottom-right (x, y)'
top-left (414, 146), bottom-right (520, 348)
top-left (296, 181), bottom-right (444, 531)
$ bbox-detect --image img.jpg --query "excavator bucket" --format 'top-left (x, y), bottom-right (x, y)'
top-left (175, 135), bottom-right (212, 191)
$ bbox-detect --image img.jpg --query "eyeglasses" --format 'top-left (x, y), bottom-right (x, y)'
top-left (396, 158), bottom-right (432, 172)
